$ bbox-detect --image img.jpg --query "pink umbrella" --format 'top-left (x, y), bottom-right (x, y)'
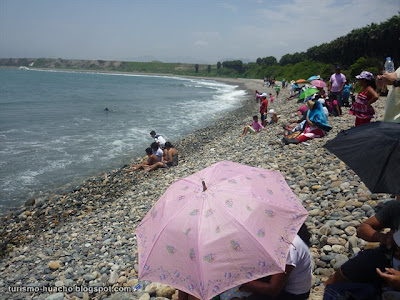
top-left (136, 161), bottom-right (308, 300)
top-left (310, 79), bottom-right (327, 88)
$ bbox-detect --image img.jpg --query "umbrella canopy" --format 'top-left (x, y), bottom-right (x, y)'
top-left (299, 88), bottom-right (319, 100)
top-left (307, 75), bottom-right (320, 81)
top-left (324, 122), bottom-right (400, 194)
top-left (296, 79), bottom-right (307, 84)
top-left (310, 80), bottom-right (327, 88)
top-left (136, 161), bottom-right (308, 300)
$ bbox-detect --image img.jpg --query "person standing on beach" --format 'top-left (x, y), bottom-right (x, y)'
top-left (259, 93), bottom-right (269, 125)
top-left (349, 71), bottom-right (379, 127)
top-left (150, 131), bottom-right (166, 149)
top-left (328, 66), bottom-right (346, 107)
top-left (276, 85), bottom-right (280, 98)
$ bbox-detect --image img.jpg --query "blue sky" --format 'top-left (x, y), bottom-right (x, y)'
top-left (0, 0), bottom-right (398, 64)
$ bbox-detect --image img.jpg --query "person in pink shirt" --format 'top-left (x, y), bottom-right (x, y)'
top-left (328, 65), bottom-right (346, 107)
top-left (240, 115), bottom-right (265, 136)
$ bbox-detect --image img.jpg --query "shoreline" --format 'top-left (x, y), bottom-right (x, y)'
top-left (0, 74), bottom-right (394, 299)
top-left (0, 69), bottom-right (251, 215)
top-left (0, 75), bottom-right (259, 242)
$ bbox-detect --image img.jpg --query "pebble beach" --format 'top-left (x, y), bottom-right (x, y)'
top-left (0, 76), bottom-right (394, 300)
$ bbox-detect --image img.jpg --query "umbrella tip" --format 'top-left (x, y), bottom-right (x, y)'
top-left (202, 181), bottom-right (207, 192)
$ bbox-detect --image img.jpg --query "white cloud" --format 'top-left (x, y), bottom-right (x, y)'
top-left (194, 40), bottom-right (208, 46)
top-left (222, 2), bottom-right (238, 12)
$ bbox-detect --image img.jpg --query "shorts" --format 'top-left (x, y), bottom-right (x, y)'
top-left (340, 247), bottom-right (391, 283)
top-left (246, 125), bottom-right (256, 133)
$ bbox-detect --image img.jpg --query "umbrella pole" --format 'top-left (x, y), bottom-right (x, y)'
top-left (202, 181), bottom-right (207, 192)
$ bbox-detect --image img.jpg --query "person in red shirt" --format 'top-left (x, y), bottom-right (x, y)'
top-left (259, 93), bottom-right (269, 126)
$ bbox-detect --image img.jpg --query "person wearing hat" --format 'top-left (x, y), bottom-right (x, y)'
top-left (349, 71), bottom-right (379, 127)
top-left (282, 100), bottom-right (332, 145)
top-left (268, 109), bottom-right (278, 125)
top-left (328, 65), bottom-right (346, 107)
top-left (259, 93), bottom-right (269, 125)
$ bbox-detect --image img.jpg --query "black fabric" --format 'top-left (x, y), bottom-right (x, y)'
top-left (324, 121), bottom-right (400, 194)
top-left (340, 248), bottom-right (391, 283)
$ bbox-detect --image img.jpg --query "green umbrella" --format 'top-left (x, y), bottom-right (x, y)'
top-left (299, 88), bottom-right (319, 100)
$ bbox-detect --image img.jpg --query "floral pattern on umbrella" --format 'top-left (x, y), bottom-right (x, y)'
top-left (136, 161), bottom-right (308, 300)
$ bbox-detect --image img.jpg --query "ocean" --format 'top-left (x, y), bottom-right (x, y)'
top-left (0, 68), bottom-right (247, 212)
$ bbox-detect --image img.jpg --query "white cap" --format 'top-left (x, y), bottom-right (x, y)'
top-left (261, 93), bottom-right (267, 97)
top-left (269, 109), bottom-right (275, 114)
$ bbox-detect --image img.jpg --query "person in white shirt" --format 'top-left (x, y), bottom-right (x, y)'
top-left (150, 130), bottom-right (166, 149)
top-left (238, 223), bottom-right (312, 300)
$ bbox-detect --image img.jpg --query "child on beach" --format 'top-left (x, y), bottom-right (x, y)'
top-left (127, 148), bottom-right (158, 171)
top-left (276, 85), bottom-right (280, 97)
top-left (326, 94), bottom-right (341, 117)
top-left (349, 71), bottom-right (379, 127)
top-left (268, 109), bottom-right (278, 125)
top-left (240, 115), bottom-right (265, 136)
top-left (269, 93), bottom-right (274, 104)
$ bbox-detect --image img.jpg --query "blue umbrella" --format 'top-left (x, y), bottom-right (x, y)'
top-left (307, 75), bottom-right (320, 81)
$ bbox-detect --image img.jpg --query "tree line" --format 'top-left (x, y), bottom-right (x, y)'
top-left (214, 13), bottom-right (400, 80)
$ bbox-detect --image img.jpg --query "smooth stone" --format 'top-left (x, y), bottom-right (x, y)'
top-left (344, 226), bottom-right (357, 236)
top-left (46, 293), bottom-right (65, 300)
top-left (332, 245), bottom-right (345, 253)
top-left (322, 245), bottom-right (332, 253)
top-left (109, 271), bottom-right (119, 285)
top-left (327, 237), bottom-right (341, 245)
top-left (319, 225), bottom-right (331, 236)
top-left (333, 254), bottom-right (349, 269)
top-left (48, 261), bottom-right (62, 270)
top-left (118, 276), bottom-right (127, 284)
top-left (308, 208), bottom-right (321, 216)
top-left (139, 294), bottom-right (151, 300)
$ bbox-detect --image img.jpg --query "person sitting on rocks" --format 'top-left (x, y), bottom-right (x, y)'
top-left (145, 141), bottom-right (179, 172)
top-left (127, 148), bottom-right (158, 171)
top-left (268, 109), bottom-right (278, 125)
top-left (240, 115), bottom-right (265, 137)
top-left (283, 100), bottom-right (332, 145)
top-left (326, 94), bottom-right (341, 117)
top-left (228, 223), bottom-right (312, 300)
top-left (151, 142), bottom-right (164, 162)
top-left (324, 200), bottom-right (400, 299)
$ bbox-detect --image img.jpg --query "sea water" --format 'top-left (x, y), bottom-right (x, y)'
top-left (0, 68), bottom-right (246, 212)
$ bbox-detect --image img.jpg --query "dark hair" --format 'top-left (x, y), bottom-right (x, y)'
top-left (298, 223), bottom-right (311, 247)
top-left (145, 148), bottom-right (152, 155)
top-left (150, 142), bottom-right (159, 150)
top-left (150, 131), bottom-right (156, 135)
top-left (165, 141), bottom-right (173, 148)
top-left (253, 115), bottom-right (258, 120)
top-left (365, 78), bottom-right (377, 90)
